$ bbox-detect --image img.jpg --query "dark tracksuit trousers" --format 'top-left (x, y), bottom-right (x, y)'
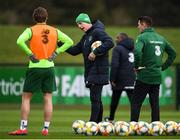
top-left (109, 89), bottom-right (133, 120)
top-left (131, 80), bottom-right (160, 122)
top-left (89, 85), bottom-right (103, 123)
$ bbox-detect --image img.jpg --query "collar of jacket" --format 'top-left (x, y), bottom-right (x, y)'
top-left (85, 25), bottom-right (94, 34)
top-left (141, 27), bottom-right (154, 34)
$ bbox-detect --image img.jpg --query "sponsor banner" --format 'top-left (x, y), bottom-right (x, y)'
top-left (0, 66), bottom-right (176, 105)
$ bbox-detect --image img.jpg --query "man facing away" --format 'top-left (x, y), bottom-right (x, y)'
top-left (131, 16), bottom-right (176, 122)
top-left (105, 33), bottom-right (135, 122)
top-left (62, 13), bottom-right (114, 123)
top-left (9, 7), bottom-right (73, 136)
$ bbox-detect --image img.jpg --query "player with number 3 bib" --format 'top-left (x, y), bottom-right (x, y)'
top-left (130, 16), bottom-right (176, 122)
top-left (8, 7), bottom-right (73, 136)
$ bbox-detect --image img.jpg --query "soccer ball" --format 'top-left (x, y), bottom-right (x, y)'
top-left (83, 121), bottom-right (98, 136)
top-left (114, 121), bottom-right (130, 136)
top-left (98, 122), bottom-right (114, 136)
top-left (91, 41), bottom-right (102, 51)
top-left (177, 123), bottom-right (180, 135)
top-left (165, 121), bottom-right (178, 135)
top-left (136, 121), bottom-right (150, 136)
top-left (129, 121), bottom-right (138, 136)
top-left (72, 120), bottom-right (85, 134)
top-left (149, 121), bottom-right (165, 136)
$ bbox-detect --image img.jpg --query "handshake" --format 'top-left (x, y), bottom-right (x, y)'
top-left (29, 52), bottom-right (58, 63)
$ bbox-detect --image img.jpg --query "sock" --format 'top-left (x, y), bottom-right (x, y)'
top-left (20, 120), bottom-right (27, 130)
top-left (44, 121), bottom-right (50, 129)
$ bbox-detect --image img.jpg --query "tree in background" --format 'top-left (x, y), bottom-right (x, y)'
top-left (0, 0), bottom-right (179, 26)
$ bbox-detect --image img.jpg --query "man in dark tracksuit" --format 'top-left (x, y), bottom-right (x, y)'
top-left (105, 33), bottom-right (135, 122)
top-left (131, 16), bottom-right (176, 122)
top-left (61, 13), bottom-right (114, 123)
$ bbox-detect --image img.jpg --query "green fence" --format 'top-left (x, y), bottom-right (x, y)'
top-left (0, 65), bottom-right (176, 105)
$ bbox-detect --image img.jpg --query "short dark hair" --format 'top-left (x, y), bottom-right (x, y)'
top-left (119, 33), bottom-right (128, 40)
top-left (33, 7), bottom-right (48, 23)
top-left (138, 16), bottom-right (152, 26)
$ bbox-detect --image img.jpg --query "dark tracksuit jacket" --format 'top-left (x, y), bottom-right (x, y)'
top-left (110, 38), bottom-right (135, 90)
top-left (65, 20), bottom-right (114, 86)
top-left (108, 38), bottom-right (135, 120)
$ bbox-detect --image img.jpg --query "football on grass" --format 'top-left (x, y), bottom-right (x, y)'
top-left (98, 121), bottom-right (114, 136)
top-left (83, 121), bottom-right (98, 136)
top-left (149, 121), bottom-right (165, 136)
top-left (114, 121), bottom-right (130, 136)
top-left (72, 120), bottom-right (85, 134)
top-left (165, 121), bottom-right (178, 135)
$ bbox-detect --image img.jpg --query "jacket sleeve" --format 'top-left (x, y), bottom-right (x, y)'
top-left (162, 41), bottom-right (176, 71)
top-left (93, 30), bottom-right (114, 55)
top-left (110, 47), bottom-right (120, 82)
top-left (65, 40), bottom-right (82, 56)
top-left (134, 36), bottom-right (144, 69)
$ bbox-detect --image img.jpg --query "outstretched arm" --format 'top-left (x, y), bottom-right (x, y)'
top-left (58, 40), bottom-right (82, 56)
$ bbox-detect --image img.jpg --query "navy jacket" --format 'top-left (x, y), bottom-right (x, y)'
top-left (65, 20), bottom-right (114, 86)
top-left (110, 38), bottom-right (135, 90)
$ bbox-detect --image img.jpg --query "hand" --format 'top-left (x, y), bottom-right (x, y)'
top-left (137, 66), bottom-right (146, 70)
top-left (134, 66), bottom-right (146, 73)
top-left (134, 68), bottom-right (138, 73)
top-left (29, 54), bottom-right (39, 63)
top-left (88, 52), bottom-right (96, 61)
top-left (111, 81), bottom-right (116, 87)
top-left (85, 81), bottom-right (92, 88)
top-left (48, 52), bottom-right (58, 61)
top-left (57, 41), bottom-right (64, 47)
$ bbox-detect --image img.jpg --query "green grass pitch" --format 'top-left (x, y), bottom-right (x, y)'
top-left (0, 104), bottom-right (179, 139)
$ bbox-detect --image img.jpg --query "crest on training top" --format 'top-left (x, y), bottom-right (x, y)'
top-left (89, 36), bottom-right (92, 42)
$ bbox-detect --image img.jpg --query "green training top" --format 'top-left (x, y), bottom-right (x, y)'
top-left (17, 27), bottom-right (73, 68)
top-left (135, 27), bottom-right (176, 84)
